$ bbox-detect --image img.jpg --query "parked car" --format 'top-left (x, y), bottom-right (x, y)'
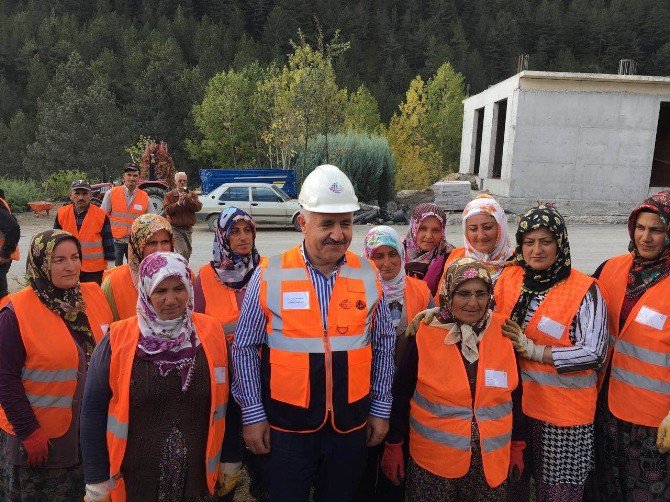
top-left (197, 182), bottom-right (302, 231)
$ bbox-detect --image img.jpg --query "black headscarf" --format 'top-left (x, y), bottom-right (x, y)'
top-left (26, 230), bottom-right (95, 355)
top-left (510, 205), bottom-right (571, 325)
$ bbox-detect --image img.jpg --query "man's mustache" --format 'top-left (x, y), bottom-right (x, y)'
top-left (323, 238), bottom-right (347, 245)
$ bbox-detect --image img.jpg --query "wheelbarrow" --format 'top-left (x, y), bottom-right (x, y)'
top-left (27, 201), bottom-right (54, 218)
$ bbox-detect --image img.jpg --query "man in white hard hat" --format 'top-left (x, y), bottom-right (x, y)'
top-left (232, 165), bottom-right (395, 501)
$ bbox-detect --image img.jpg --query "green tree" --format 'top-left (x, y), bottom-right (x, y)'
top-left (0, 110), bottom-right (34, 179)
top-left (342, 84), bottom-right (381, 134)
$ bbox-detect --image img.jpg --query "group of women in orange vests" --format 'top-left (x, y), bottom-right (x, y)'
top-left (0, 191), bottom-right (668, 502)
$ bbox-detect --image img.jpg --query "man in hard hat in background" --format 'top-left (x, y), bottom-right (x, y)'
top-left (232, 164), bottom-right (395, 502)
top-left (54, 180), bottom-right (115, 285)
top-left (101, 162), bottom-right (154, 266)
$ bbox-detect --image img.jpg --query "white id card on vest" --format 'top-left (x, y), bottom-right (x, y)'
top-left (283, 292), bottom-right (310, 310)
top-left (133, 203), bottom-right (143, 211)
top-left (537, 316), bottom-right (565, 339)
top-left (635, 306), bottom-right (667, 330)
top-left (485, 369), bottom-right (508, 388)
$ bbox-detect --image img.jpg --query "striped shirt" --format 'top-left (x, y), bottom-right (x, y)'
top-left (231, 245), bottom-right (395, 425)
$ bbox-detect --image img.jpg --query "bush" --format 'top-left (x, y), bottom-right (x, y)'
top-left (0, 177), bottom-right (46, 212)
top-left (42, 169), bottom-right (88, 202)
top-left (295, 132), bottom-right (396, 205)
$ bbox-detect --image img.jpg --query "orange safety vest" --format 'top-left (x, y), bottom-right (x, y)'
top-left (410, 312), bottom-right (517, 487)
top-left (0, 197), bottom-right (19, 261)
top-left (599, 254), bottom-right (670, 427)
top-left (108, 187), bottom-right (149, 240)
top-left (494, 265), bottom-right (598, 426)
top-left (0, 283), bottom-right (111, 437)
top-left (258, 246), bottom-right (382, 433)
top-left (105, 265), bottom-right (137, 321)
top-left (198, 264), bottom-right (242, 344)
top-left (106, 313), bottom-right (228, 501)
top-left (405, 275), bottom-right (432, 321)
top-left (57, 204), bottom-right (108, 272)
top-left (433, 248), bottom-right (466, 303)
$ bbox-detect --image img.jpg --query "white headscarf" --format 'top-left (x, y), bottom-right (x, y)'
top-left (462, 195), bottom-right (514, 281)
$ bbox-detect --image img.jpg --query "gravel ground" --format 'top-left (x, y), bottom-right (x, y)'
top-left (6, 207), bottom-right (629, 292)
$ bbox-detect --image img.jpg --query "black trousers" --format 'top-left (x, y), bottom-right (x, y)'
top-left (0, 261), bottom-right (11, 300)
top-left (262, 423), bottom-right (368, 502)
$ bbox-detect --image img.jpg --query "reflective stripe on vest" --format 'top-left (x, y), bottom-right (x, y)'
top-left (57, 204), bottom-right (107, 271)
top-left (410, 415), bottom-right (471, 451)
top-left (106, 314), bottom-right (228, 498)
top-left (109, 188), bottom-right (148, 239)
top-left (22, 368), bottom-right (78, 383)
top-left (600, 254), bottom-right (670, 427)
top-left (521, 370), bottom-right (598, 389)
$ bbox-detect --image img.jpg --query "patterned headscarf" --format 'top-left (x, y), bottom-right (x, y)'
top-left (128, 214), bottom-right (173, 284)
top-left (26, 230), bottom-right (95, 355)
top-left (625, 190), bottom-right (670, 298)
top-left (403, 203), bottom-right (454, 295)
top-left (135, 252), bottom-right (199, 392)
top-left (462, 194), bottom-right (514, 281)
top-left (363, 226), bottom-right (406, 306)
top-left (211, 207), bottom-right (261, 290)
top-left (431, 257), bottom-right (493, 363)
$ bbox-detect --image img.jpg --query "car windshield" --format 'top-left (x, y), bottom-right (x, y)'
top-left (273, 186), bottom-right (290, 201)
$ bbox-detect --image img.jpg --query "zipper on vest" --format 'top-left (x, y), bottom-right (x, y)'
top-left (324, 329), bottom-right (333, 412)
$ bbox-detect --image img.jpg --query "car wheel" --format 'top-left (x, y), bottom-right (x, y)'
top-left (292, 214), bottom-right (301, 231)
top-left (206, 214), bottom-right (219, 231)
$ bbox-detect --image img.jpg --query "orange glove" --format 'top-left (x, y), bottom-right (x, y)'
top-left (23, 428), bottom-right (49, 467)
top-left (381, 441), bottom-right (405, 486)
top-left (508, 440), bottom-right (526, 482)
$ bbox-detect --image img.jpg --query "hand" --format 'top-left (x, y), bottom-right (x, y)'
top-left (23, 428), bottom-right (49, 467)
top-left (243, 420), bottom-right (271, 454)
top-left (508, 440), bottom-right (526, 482)
top-left (381, 441), bottom-right (405, 485)
top-left (406, 307), bottom-right (440, 337)
top-left (366, 415), bottom-right (389, 446)
top-left (84, 480), bottom-right (112, 502)
top-left (217, 462), bottom-right (243, 496)
top-left (502, 319), bottom-right (545, 362)
top-left (657, 412), bottom-right (670, 454)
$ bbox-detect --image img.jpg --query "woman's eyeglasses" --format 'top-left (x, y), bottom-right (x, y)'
top-left (453, 290), bottom-right (490, 301)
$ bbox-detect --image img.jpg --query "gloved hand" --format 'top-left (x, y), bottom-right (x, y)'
top-left (406, 308), bottom-right (440, 337)
top-left (502, 319), bottom-right (545, 362)
top-left (23, 428), bottom-right (49, 467)
top-left (381, 441), bottom-right (405, 486)
top-left (216, 462), bottom-right (243, 496)
top-left (508, 440), bottom-right (526, 482)
top-left (83, 480), bottom-right (112, 502)
top-left (656, 411), bottom-right (670, 454)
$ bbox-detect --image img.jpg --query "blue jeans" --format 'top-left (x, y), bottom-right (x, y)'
top-left (113, 241), bottom-right (128, 266)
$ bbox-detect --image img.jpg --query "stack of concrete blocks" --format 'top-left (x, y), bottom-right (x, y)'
top-left (432, 181), bottom-right (472, 211)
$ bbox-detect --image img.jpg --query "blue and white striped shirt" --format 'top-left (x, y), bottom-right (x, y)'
top-left (231, 245), bottom-right (395, 425)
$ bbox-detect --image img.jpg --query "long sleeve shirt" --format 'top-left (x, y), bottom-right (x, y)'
top-left (54, 205), bottom-right (115, 261)
top-left (163, 189), bottom-right (202, 228)
top-left (231, 245), bottom-right (396, 425)
top-left (0, 201), bottom-right (20, 259)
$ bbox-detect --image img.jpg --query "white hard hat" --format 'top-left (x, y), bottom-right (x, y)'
top-left (298, 164), bottom-right (360, 213)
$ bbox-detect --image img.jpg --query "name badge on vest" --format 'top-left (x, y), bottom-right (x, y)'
top-left (537, 316), bottom-right (565, 339)
top-left (133, 204), bottom-right (143, 211)
top-left (283, 292), bottom-right (310, 310)
top-left (485, 369), bottom-right (508, 388)
top-left (635, 306), bottom-right (667, 331)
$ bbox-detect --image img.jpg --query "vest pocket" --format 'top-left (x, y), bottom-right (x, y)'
top-left (347, 344), bottom-right (372, 403)
top-left (269, 349), bottom-right (310, 408)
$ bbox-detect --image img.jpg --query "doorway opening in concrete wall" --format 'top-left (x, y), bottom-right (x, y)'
top-left (651, 102), bottom-right (670, 187)
top-left (473, 107), bottom-right (484, 175)
top-left (492, 99), bottom-right (507, 179)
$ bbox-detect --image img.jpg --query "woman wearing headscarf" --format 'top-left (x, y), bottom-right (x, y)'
top-left (80, 252), bottom-right (228, 502)
top-left (403, 203), bottom-right (455, 297)
top-left (193, 207), bottom-right (262, 499)
top-left (0, 230), bottom-right (112, 500)
top-left (101, 213), bottom-right (173, 321)
top-left (356, 226), bottom-right (433, 501)
top-left (587, 190), bottom-right (670, 501)
top-left (494, 205), bottom-right (609, 502)
top-left (381, 258), bottom-right (520, 501)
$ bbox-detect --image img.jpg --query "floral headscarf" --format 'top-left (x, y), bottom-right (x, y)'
top-left (136, 252), bottom-right (199, 392)
top-left (26, 230), bottom-right (95, 355)
top-left (211, 207), bottom-right (261, 290)
top-left (626, 190), bottom-right (670, 298)
top-left (462, 194), bottom-right (514, 281)
top-left (431, 257), bottom-right (493, 363)
top-left (128, 214), bottom-right (173, 284)
top-left (403, 203), bottom-right (454, 296)
top-left (363, 226), bottom-right (406, 312)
